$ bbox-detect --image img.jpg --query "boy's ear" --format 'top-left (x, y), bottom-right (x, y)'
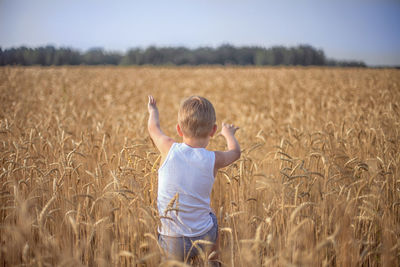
top-left (176, 124), bottom-right (184, 137)
top-left (210, 124), bottom-right (217, 137)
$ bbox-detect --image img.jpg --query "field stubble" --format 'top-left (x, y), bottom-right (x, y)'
top-left (0, 66), bottom-right (399, 266)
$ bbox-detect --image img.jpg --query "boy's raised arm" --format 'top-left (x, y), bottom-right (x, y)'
top-left (147, 95), bottom-right (174, 156)
top-left (214, 123), bottom-right (241, 171)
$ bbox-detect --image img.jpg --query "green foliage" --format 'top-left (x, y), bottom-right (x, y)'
top-left (0, 44), bottom-right (366, 67)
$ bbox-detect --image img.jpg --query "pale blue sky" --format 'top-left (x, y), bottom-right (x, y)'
top-left (1, 0), bottom-right (399, 66)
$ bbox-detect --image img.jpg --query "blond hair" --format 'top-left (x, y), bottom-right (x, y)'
top-left (178, 96), bottom-right (216, 138)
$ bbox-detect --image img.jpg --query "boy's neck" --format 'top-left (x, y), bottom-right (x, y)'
top-left (182, 136), bottom-right (210, 148)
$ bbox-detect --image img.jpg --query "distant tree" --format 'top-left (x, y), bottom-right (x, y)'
top-left (83, 48), bottom-right (105, 65)
top-left (235, 47), bottom-right (257, 65)
top-left (120, 48), bottom-right (143, 65)
top-left (216, 44), bottom-right (236, 65)
top-left (44, 46), bottom-right (56, 65)
top-left (255, 49), bottom-right (268, 65)
top-left (283, 48), bottom-right (294, 65)
top-left (54, 48), bottom-right (81, 65)
top-left (142, 46), bottom-right (163, 65)
top-left (104, 51), bottom-right (123, 65)
top-left (174, 47), bottom-right (195, 65)
top-left (194, 47), bottom-right (216, 65)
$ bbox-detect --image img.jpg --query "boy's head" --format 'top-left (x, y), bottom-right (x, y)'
top-left (178, 96), bottom-right (216, 138)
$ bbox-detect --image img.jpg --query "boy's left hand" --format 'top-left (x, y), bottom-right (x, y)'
top-left (221, 122), bottom-right (239, 137)
top-left (148, 95), bottom-right (158, 113)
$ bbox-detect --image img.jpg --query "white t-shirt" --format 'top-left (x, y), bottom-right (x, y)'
top-left (157, 143), bottom-right (215, 237)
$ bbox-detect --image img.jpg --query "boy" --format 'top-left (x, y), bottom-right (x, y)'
top-left (147, 95), bottom-right (240, 264)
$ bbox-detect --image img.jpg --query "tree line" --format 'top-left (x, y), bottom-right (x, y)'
top-left (0, 44), bottom-right (366, 67)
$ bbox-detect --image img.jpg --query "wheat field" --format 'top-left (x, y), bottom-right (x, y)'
top-left (0, 66), bottom-right (399, 266)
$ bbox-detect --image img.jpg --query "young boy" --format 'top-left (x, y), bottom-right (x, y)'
top-left (147, 95), bottom-right (240, 263)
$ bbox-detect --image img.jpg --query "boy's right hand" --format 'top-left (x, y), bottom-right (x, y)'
top-left (147, 95), bottom-right (174, 156)
top-left (148, 95), bottom-right (158, 113)
top-left (221, 122), bottom-right (239, 137)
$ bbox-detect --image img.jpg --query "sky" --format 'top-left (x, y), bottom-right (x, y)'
top-left (0, 0), bottom-right (399, 66)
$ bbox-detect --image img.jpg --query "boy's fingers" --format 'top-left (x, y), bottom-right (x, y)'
top-left (222, 123), bottom-right (239, 129)
top-left (148, 95), bottom-right (156, 105)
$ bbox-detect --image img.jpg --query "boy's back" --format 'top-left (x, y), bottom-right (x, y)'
top-left (158, 143), bottom-right (215, 237)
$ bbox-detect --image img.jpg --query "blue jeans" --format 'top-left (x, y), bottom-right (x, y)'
top-left (158, 213), bottom-right (218, 261)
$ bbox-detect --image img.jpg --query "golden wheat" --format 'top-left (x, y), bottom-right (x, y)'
top-left (0, 66), bottom-right (399, 266)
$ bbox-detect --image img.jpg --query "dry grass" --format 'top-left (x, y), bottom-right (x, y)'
top-left (0, 66), bottom-right (399, 266)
